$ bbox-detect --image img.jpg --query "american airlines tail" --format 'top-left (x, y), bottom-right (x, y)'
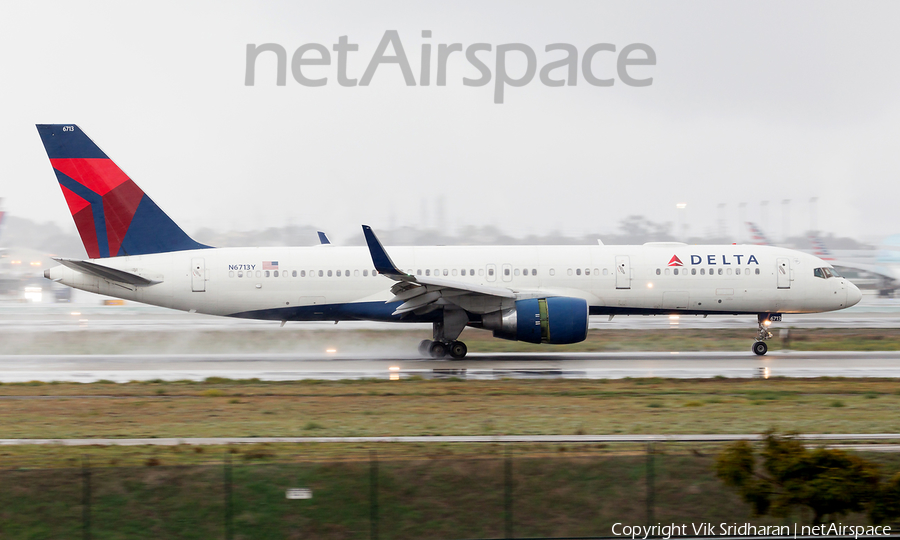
top-left (808, 235), bottom-right (834, 261)
top-left (35, 125), bottom-right (208, 258)
top-left (746, 222), bottom-right (773, 246)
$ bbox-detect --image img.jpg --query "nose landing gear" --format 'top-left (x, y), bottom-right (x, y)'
top-left (753, 313), bottom-right (780, 355)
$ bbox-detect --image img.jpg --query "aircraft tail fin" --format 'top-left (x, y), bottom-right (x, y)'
top-left (809, 235), bottom-right (834, 261)
top-left (36, 124), bottom-right (209, 258)
top-left (746, 222), bottom-right (771, 246)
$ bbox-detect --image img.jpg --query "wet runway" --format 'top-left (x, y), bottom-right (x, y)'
top-left (1, 351), bottom-right (899, 383)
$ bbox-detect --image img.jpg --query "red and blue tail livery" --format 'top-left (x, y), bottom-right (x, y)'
top-left (36, 124), bottom-right (208, 258)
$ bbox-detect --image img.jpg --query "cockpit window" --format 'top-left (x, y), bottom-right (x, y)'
top-left (814, 267), bottom-right (842, 279)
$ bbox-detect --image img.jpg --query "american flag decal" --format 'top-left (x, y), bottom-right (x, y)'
top-left (263, 261), bottom-right (279, 270)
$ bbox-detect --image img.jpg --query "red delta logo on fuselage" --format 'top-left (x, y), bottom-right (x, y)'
top-left (668, 254), bottom-right (760, 266)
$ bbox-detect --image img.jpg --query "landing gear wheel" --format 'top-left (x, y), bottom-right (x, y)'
top-left (418, 339), bottom-right (432, 356)
top-left (753, 341), bottom-right (768, 356)
top-left (429, 341), bottom-right (448, 358)
top-left (448, 341), bottom-right (468, 359)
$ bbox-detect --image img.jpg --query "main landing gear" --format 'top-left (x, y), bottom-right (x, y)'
top-left (418, 339), bottom-right (468, 359)
top-left (753, 313), bottom-right (780, 356)
top-left (419, 308), bottom-right (469, 359)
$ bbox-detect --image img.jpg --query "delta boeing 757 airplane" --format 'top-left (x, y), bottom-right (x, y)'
top-left (38, 124), bottom-right (861, 357)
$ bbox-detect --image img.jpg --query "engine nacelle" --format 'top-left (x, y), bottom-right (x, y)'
top-left (482, 297), bottom-right (589, 344)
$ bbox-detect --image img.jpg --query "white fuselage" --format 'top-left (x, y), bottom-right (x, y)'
top-left (45, 243), bottom-right (860, 322)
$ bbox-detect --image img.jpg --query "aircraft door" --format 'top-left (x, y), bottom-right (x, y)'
top-left (776, 257), bottom-right (791, 289)
top-left (191, 258), bottom-right (206, 292)
top-left (615, 256), bottom-right (631, 289)
top-left (501, 263), bottom-right (513, 282)
top-left (486, 264), bottom-right (497, 282)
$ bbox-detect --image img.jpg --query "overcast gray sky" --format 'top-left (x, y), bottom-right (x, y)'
top-left (3, 1), bottom-right (899, 244)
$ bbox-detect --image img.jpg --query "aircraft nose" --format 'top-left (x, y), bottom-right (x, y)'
top-left (846, 282), bottom-right (862, 307)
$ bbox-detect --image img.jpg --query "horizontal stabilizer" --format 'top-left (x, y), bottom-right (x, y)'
top-left (53, 258), bottom-right (160, 286)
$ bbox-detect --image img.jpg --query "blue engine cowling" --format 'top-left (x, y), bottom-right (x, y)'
top-left (482, 297), bottom-right (589, 344)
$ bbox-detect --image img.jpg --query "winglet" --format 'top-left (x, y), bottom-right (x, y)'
top-left (317, 231), bottom-right (331, 245)
top-left (362, 225), bottom-right (404, 276)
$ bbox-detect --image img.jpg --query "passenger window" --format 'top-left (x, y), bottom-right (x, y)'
top-left (550, 269), bottom-right (556, 276)
top-left (255, 271), bottom-right (261, 278)
top-left (755, 268), bottom-right (760, 275)
top-left (673, 268), bottom-right (679, 276)
top-left (504, 268), bottom-right (510, 276)
top-left (488, 268), bottom-right (494, 276)
top-left (585, 269), bottom-right (590, 276)
top-left (700, 268), bottom-right (705, 275)
top-left (691, 268), bottom-right (696, 275)
top-left (602, 268), bottom-right (608, 276)
top-left (364, 270), bottom-right (369, 277)
top-left (718, 268), bottom-right (723, 275)
top-left (515, 269), bottom-right (520, 276)
top-left (736, 268), bottom-right (741, 275)
top-left (274, 270), bottom-right (279, 277)
top-left (568, 269), bottom-right (574, 276)
top-left (426, 269), bottom-right (431, 276)
top-left (336, 270), bottom-right (341, 277)
top-left (656, 268), bottom-right (661, 275)
top-left (237, 271), bottom-right (243, 278)
top-left (229, 271), bottom-right (235, 278)
top-left (478, 269), bottom-right (484, 276)
top-left (265, 271), bottom-right (270, 277)
top-left (665, 269), bottom-right (670, 275)
top-left (346, 270), bottom-right (350, 277)
top-left (434, 269), bottom-right (439, 276)
top-left (453, 269), bottom-right (458, 276)
top-left (318, 270), bottom-right (323, 277)
top-left (727, 268), bottom-right (732, 275)
top-left (443, 269), bottom-right (448, 276)
top-left (299, 270), bottom-right (304, 277)
top-left (534, 269), bottom-right (539, 276)
top-left (354, 270), bottom-right (359, 277)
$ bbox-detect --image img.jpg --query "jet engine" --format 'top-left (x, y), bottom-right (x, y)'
top-left (482, 297), bottom-right (589, 344)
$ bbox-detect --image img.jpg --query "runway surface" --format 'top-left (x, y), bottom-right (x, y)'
top-left (2, 433), bottom-right (899, 446)
top-left (1, 350), bottom-right (899, 382)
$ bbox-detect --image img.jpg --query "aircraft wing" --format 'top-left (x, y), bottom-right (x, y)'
top-left (362, 225), bottom-right (516, 315)
top-left (52, 258), bottom-right (161, 286)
